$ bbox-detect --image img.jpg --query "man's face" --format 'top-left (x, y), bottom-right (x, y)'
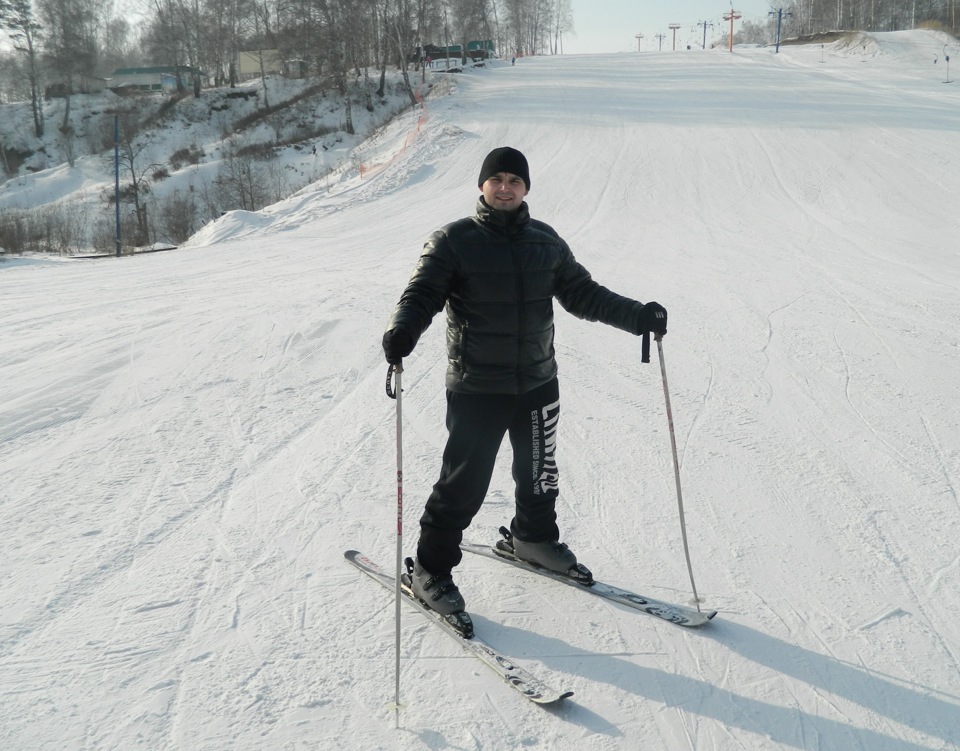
top-left (481, 172), bottom-right (529, 211)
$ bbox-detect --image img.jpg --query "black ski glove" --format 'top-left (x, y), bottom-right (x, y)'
top-left (635, 301), bottom-right (667, 337)
top-left (382, 328), bottom-right (414, 364)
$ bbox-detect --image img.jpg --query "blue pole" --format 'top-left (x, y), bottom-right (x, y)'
top-left (114, 115), bottom-right (121, 256)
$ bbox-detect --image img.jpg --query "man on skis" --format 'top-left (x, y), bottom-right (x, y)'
top-left (382, 146), bottom-right (668, 616)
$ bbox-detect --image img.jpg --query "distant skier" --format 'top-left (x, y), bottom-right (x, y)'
top-left (382, 147), bottom-right (667, 616)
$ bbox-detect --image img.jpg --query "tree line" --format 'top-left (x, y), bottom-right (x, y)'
top-left (1, 0), bottom-right (574, 138)
top-left (1, 0), bottom-right (576, 253)
top-left (734, 0), bottom-right (958, 45)
top-left (784, 0), bottom-right (958, 36)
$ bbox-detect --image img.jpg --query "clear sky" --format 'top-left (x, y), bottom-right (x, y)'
top-left (563, 1), bottom-right (776, 53)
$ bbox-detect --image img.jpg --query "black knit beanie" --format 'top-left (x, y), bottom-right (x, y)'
top-left (477, 147), bottom-right (530, 190)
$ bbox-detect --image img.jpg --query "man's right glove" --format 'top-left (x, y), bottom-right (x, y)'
top-left (635, 301), bottom-right (667, 337)
top-left (382, 328), bottom-right (414, 364)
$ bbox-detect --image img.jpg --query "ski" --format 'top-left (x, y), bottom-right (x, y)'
top-left (460, 535), bottom-right (717, 628)
top-left (344, 550), bottom-right (574, 705)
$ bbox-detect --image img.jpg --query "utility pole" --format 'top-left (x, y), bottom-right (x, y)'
top-left (697, 21), bottom-right (714, 49)
top-left (769, 8), bottom-right (793, 54)
top-left (655, 33), bottom-right (666, 51)
top-left (635, 32), bottom-right (644, 52)
top-left (723, 8), bottom-right (742, 52)
top-left (114, 115), bottom-right (121, 257)
top-left (669, 24), bottom-right (681, 51)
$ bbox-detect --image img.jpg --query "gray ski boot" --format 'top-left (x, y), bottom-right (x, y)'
top-left (498, 526), bottom-right (593, 584)
top-left (407, 558), bottom-right (466, 616)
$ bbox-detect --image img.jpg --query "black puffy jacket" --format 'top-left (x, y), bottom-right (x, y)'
top-left (386, 198), bottom-right (647, 395)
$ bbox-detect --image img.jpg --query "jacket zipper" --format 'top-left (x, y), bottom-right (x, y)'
top-left (458, 321), bottom-right (469, 380)
top-left (510, 238), bottom-right (525, 386)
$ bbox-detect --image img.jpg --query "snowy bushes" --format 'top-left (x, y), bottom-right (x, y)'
top-left (0, 201), bottom-right (90, 255)
top-left (157, 191), bottom-right (201, 245)
top-left (169, 145), bottom-right (204, 171)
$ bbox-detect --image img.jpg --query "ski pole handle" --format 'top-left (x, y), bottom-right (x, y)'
top-left (641, 331), bottom-right (651, 363)
top-left (386, 362), bottom-right (402, 398)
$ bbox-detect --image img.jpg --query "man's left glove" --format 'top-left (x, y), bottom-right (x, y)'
top-left (382, 328), bottom-right (414, 364)
top-left (635, 301), bottom-right (667, 337)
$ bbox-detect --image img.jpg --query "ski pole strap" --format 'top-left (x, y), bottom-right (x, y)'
top-left (641, 331), bottom-right (651, 364)
top-left (386, 363), bottom-right (402, 399)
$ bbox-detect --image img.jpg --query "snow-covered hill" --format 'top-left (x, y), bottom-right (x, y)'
top-left (2, 30), bottom-right (959, 750)
top-left (0, 71), bottom-right (436, 250)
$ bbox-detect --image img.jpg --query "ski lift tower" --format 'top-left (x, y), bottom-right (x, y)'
top-left (724, 9), bottom-right (742, 52)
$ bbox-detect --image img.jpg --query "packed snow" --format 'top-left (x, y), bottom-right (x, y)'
top-left (2, 31), bottom-right (959, 750)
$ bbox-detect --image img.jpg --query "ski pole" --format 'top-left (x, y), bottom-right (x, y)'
top-left (653, 336), bottom-right (703, 611)
top-left (385, 363), bottom-right (404, 726)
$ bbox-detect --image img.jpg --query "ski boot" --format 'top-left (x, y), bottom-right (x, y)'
top-left (497, 526), bottom-right (594, 584)
top-left (403, 558), bottom-right (473, 638)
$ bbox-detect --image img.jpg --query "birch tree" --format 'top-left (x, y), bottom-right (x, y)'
top-left (0, 0), bottom-right (45, 137)
top-left (38, 0), bottom-right (100, 148)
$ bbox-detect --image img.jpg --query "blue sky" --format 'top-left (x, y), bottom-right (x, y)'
top-left (564, 0), bottom-right (776, 53)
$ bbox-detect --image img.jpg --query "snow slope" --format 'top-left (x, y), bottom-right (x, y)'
top-left (0, 73), bottom-right (435, 249)
top-left (2, 30), bottom-right (960, 750)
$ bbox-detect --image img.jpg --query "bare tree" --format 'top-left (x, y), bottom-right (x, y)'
top-left (0, 0), bottom-right (45, 137)
top-left (39, 0), bottom-right (102, 141)
top-left (315, 0), bottom-right (354, 133)
top-left (216, 145), bottom-right (268, 210)
top-left (158, 189), bottom-right (199, 243)
top-left (445, 0), bottom-right (491, 62)
top-left (390, 0), bottom-right (422, 105)
top-left (202, 0), bottom-right (245, 86)
top-left (250, 0), bottom-right (273, 108)
top-left (99, 15), bottom-right (137, 74)
top-left (770, 0), bottom-right (958, 36)
top-left (116, 115), bottom-right (161, 245)
top-left (550, 0), bottom-right (572, 53)
top-left (375, 0), bottom-right (391, 97)
top-left (144, 0), bottom-right (188, 93)
top-left (169, 0), bottom-right (205, 96)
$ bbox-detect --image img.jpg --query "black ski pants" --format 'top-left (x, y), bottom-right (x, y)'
top-left (417, 378), bottom-right (562, 574)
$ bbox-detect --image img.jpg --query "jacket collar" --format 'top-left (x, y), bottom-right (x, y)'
top-left (475, 197), bottom-right (530, 234)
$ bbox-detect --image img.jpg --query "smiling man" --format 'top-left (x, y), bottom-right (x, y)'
top-left (382, 146), bottom-right (668, 620)
top-left (479, 151), bottom-right (529, 211)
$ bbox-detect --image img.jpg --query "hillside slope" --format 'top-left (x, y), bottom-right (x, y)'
top-left (0, 72), bottom-right (432, 250)
top-left (1, 31), bottom-right (959, 751)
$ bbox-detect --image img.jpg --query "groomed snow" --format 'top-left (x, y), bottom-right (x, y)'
top-left (2, 30), bottom-right (959, 750)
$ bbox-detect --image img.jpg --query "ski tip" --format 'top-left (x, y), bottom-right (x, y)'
top-left (683, 610), bottom-right (718, 627)
top-left (344, 550), bottom-right (374, 568)
top-left (696, 606), bottom-right (719, 622)
top-left (532, 689), bottom-right (575, 705)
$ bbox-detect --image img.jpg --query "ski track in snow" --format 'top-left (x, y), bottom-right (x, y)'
top-left (3, 31), bottom-right (960, 751)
